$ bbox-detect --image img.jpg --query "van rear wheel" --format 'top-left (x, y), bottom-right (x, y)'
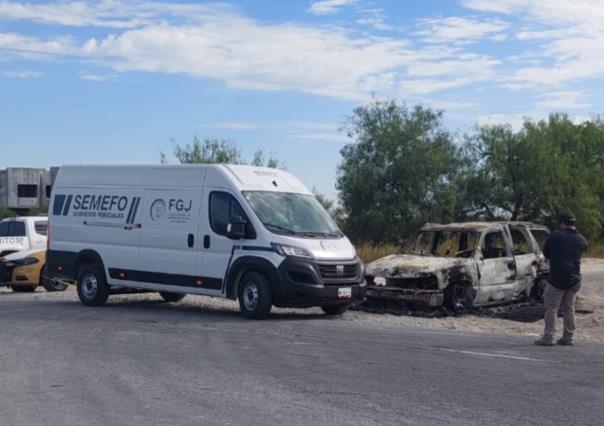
top-left (321, 304), bottom-right (349, 316)
top-left (238, 271), bottom-right (272, 319)
top-left (159, 292), bottom-right (186, 303)
top-left (77, 264), bottom-right (109, 306)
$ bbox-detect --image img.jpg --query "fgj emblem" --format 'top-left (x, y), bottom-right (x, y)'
top-left (150, 199), bottom-right (167, 222)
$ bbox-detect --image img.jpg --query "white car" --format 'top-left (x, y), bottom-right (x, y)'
top-left (47, 164), bottom-right (366, 318)
top-left (0, 216), bottom-right (48, 257)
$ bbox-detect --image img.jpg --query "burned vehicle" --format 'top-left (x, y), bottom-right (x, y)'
top-left (365, 222), bottom-right (549, 312)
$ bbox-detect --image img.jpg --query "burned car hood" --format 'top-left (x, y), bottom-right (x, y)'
top-left (366, 254), bottom-right (471, 277)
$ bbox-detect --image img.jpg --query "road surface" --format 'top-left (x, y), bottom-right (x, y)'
top-left (1, 292), bottom-right (603, 426)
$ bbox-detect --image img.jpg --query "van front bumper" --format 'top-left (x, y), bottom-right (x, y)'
top-left (275, 257), bottom-right (366, 308)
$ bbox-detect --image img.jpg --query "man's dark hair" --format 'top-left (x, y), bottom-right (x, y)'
top-left (558, 213), bottom-right (576, 227)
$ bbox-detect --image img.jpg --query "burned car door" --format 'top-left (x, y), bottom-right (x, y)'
top-left (475, 229), bottom-right (517, 304)
top-left (509, 227), bottom-right (537, 297)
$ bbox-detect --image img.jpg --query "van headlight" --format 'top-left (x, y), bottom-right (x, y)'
top-left (271, 243), bottom-right (314, 259)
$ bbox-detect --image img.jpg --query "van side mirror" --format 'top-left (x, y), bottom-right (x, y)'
top-left (227, 216), bottom-right (247, 240)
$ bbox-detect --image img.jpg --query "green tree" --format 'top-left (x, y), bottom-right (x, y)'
top-left (337, 99), bottom-right (461, 243)
top-left (251, 149), bottom-right (281, 169)
top-left (467, 114), bottom-right (604, 239)
top-left (163, 137), bottom-right (281, 168)
top-left (165, 137), bottom-right (243, 164)
top-left (0, 207), bottom-right (13, 220)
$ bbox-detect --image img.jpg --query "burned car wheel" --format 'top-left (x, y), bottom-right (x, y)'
top-left (445, 283), bottom-right (473, 314)
top-left (530, 276), bottom-right (548, 302)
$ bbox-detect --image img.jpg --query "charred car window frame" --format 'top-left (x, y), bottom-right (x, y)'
top-left (410, 230), bottom-right (479, 258)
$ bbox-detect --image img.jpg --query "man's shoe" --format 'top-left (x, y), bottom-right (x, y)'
top-left (556, 336), bottom-right (574, 346)
top-left (534, 337), bottom-right (554, 346)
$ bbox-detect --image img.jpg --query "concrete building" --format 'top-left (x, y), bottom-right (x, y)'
top-left (0, 167), bottom-right (59, 214)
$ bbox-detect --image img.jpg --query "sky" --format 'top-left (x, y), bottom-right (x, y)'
top-left (1, 0), bottom-right (603, 199)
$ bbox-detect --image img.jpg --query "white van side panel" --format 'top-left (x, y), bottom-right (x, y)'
top-left (50, 186), bottom-right (143, 275)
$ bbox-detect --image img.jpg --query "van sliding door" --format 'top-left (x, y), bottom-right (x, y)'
top-left (136, 170), bottom-right (205, 289)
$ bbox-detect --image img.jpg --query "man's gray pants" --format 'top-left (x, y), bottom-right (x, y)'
top-left (543, 282), bottom-right (581, 339)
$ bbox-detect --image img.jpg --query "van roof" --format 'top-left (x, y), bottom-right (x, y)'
top-left (56, 164), bottom-right (313, 195)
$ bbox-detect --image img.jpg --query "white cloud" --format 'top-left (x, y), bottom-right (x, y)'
top-left (80, 73), bottom-right (116, 81)
top-left (291, 132), bottom-right (351, 143)
top-left (415, 16), bottom-right (509, 44)
top-left (462, 0), bottom-right (604, 88)
top-left (476, 113), bottom-right (528, 130)
top-left (0, 0), bottom-right (233, 28)
top-left (202, 122), bottom-right (260, 130)
top-left (0, 4), bottom-right (498, 99)
top-left (2, 69), bottom-right (42, 78)
top-left (536, 90), bottom-right (590, 110)
top-left (308, 0), bottom-right (357, 15)
top-left (0, 0), bottom-right (553, 101)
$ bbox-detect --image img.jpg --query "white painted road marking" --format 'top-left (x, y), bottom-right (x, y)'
top-left (439, 348), bottom-right (550, 362)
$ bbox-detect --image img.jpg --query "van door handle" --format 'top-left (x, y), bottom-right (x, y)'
top-left (204, 235), bottom-right (210, 249)
top-left (187, 234), bottom-right (195, 248)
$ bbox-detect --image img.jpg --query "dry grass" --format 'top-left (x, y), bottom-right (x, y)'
top-left (356, 243), bottom-right (399, 263)
top-left (586, 242), bottom-right (604, 258)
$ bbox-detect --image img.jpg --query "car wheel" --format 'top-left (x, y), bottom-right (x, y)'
top-left (11, 285), bottom-right (36, 292)
top-left (41, 265), bottom-right (68, 292)
top-left (321, 304), bottom-right (349, 316)
top-left (77, 264), bottom-right (109, 307)
top-left (445, 283), bottom-right (473, 314)
top-left (159, 292), bottom-right (186, 303)
top-left (238, 271), bottom-right (272, 319)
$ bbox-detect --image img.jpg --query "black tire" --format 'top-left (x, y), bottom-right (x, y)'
top-left (11, 285), bottom-right (36, 292)
top-left (238, 271), bottom-right (272, 319)
top-left (530, 276), bottom-right (548, 303)
top-left (159, 292), bottom-right (186, 303)
top-left (41, 265), bottom-right (68, 292)
top-left (321, 304), bottom-right (349, 316)
top-left (76, 264), bottom-right (109, 307)
top-left (444, 283), bottom-right (473, 314)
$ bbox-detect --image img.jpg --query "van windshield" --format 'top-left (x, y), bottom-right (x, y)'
top-left (243, 191), bottom-right (342, 238)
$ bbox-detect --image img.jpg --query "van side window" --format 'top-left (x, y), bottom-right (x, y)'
top-left (209, 192), bottom-right (250, 237)
top-left (482, 231), bottom-right (508, 259)
top-left (35, 221), bottom-right (49, 236)
top-left (0, 221), bottom-right (26, 237)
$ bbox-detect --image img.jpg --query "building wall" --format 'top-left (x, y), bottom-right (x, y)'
top-left (0, 170), bottom-right (8, 208)
top-left (0, 167), bottom-right (57, 211)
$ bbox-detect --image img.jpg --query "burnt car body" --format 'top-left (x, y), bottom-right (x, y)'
top-left (365, 222), bottom-right (549, 311)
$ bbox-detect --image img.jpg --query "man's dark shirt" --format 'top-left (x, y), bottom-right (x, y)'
top-left (543, 228), bottom-right (588, 290)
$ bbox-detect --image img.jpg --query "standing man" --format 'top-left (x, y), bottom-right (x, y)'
top-left (535, 214), bottom-right (588, 346)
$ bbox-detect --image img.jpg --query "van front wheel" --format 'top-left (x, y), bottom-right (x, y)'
top-left (321, 304), bottom-right (349, 316)
top-left (238, 271), bottom-right (272, 319)
top-left (159, 292), bottom-right (186, 303)
top-left (77, 264), bottom-right (109, 307)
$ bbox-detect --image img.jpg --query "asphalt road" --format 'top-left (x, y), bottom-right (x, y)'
top-left (1, 293), bottom-right (603, 426)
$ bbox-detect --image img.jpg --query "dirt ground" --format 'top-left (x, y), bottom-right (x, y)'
top-left (346, 258), bottom-right (604, 342)
top-left (2, 259), bottom-right (603, 342)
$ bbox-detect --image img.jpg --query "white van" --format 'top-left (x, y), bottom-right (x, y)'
top-left (48, 165), bottom-right (365, 318)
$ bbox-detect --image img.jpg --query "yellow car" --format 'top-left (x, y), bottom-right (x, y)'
top-left (0, 250), bottom-right (67, 292)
